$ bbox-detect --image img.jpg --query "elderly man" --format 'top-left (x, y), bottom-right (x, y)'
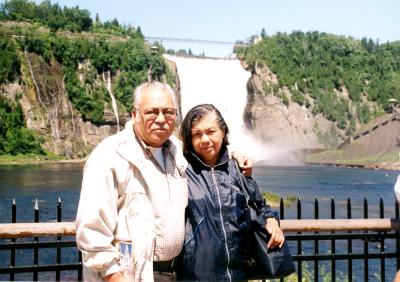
top-left (76, 81), bottom-right (188, 281)
top-left (76, 81), bottom-right (251, 281)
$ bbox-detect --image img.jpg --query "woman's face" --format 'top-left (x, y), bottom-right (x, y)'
top-left (190, 112), bottom-right (225, 167)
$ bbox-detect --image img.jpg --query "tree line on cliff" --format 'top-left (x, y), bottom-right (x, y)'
top-left (235, 31), bottom-right (400, 135)
top-left (0, 0), bottom-right (172, 156)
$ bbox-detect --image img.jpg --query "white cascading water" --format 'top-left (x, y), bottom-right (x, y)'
top-left (165, 55), bottom-right (272, 162)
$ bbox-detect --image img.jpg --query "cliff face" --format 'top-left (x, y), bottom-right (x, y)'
top-left (5, 51), bottom-right (124, 158)
top-left (163, 56), bottom-right (182, 124)
top-left (1, 51), bottom-right (182, 159)
top-left (244, 63), bottom-right (342, 150)
top-left (243, 62), bottom-right (400, 167)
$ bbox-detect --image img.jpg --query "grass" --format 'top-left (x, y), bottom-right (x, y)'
top-left (265, 261), bottom-right (348, 282)
top-left (305, 149), bottom-right (343, 164)
top-left (350, 149), bottom-right (400, 164)
top-left (0, 153), bottom-right (65, 165)
top-left (305, 148), bottom-right (400, 167)
top-left (262, 191), bottom-right (297, 208)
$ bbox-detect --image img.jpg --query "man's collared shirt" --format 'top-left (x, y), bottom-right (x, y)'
top-left (137, 136), bottom-right (188, 261)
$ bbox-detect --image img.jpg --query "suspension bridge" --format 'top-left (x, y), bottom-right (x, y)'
top-left (145, 36), bottom-right (249, 46)
top-left (145, 36), bottom-right (250, 57)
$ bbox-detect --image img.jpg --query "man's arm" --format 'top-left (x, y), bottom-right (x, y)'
top-left (75, 159), bottom-right (121, 278)
top-left (231, 151), bottom-right (253, 177)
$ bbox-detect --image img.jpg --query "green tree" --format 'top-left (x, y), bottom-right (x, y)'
top-left (236, 31), bottom-right (400, 132)
top-left (0, 36), bottom-right (20, 83)
top-left (95, 12), bottom-right (101, 26)
top-left (260, 28), bottom-right (267, 39)
top-left (0, 0), bottom-right (92, 31)
top-left (136, 26), bottom-right (144, 39)
top-left (0, 97), bottom-right (44, 155)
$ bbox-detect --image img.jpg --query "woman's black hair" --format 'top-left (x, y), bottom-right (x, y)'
top-left (180, 104), bottom-right (230, 155)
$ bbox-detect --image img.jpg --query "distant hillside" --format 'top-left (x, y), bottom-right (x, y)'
top-left (0, 0), bottom-right (175, 157)
top-left (236, 31), bottom-right (400, 137)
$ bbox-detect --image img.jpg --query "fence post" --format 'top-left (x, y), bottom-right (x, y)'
top-left (56, 197), bottom-right (62, 281)
top-left (279, 197), bottom-right (284, 282)
top-left (33, 198), bottom-right (39, 281)
top-left (10, 198), bottom-right (16, 281)
top-left (347, 198), bottom-right (352, 282)
top-left (331, 198), bottom-right (336, 282)
top-left (314, 198), bottom-right (319, 282)
top-left (78, 238), bottom-right (83, 281)
top-left (363, 198), bottom-right (368, 282)
top-left (396, 200), bottom-right (400, 270)
top-left (78, 250), bottom-right (82, 281)
top-left (297, 198), bottom-right (302, 281)
top-left (380, 198), bottom-right (385, 282)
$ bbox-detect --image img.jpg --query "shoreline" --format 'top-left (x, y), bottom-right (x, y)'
top-left (2, 156), bottom-right (400, 172)
top-left (305, 161), bottom-right (400, 171)
top-left (0, 156), bottom-right (87, 166)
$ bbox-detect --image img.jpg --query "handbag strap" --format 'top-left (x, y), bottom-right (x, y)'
top-left (231, 160), bottom-right (262, 214)
top-left (232, 160), bottom-right (250, 199)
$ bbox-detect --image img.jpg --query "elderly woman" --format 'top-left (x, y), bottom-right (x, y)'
top-left (176, 104), bottom-right (284, 281)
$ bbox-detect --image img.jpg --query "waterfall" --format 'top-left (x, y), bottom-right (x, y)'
top-left (165, 55), bottom-right (271, 161)
top-left (102, 71), bottom-right (120, 131)
top-left (25, 50), bottom-right (61, 140)
top-left (25, 50), bottom-right (46, 111)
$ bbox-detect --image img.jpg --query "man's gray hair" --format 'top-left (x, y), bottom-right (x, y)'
top-left (133, 81), bottom-right (177, 108)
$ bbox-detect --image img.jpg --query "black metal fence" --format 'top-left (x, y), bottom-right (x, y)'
top-left (0, 197), bottom-right (399, 281)
top-left (0, 198), bottom-right (82, 281)
top-left (280, 198), bottom-right (400, 281)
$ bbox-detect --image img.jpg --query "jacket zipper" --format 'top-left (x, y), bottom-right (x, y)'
top-left (211, 168), bottom-right (232, 282)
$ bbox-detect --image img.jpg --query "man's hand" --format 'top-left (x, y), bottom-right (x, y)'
top-left (265, 218), bottom-right (285, 249)
top-left (231, 151), bottom-right (253, 177)
top-left (104, 272), bottom-right (124, 282)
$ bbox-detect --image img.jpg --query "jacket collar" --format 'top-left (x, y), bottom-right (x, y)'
top-left (187, 145), bottom-right (229, 170)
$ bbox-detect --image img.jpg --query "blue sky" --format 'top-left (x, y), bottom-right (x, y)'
top-left (21, 0), bottom-right (400, 57)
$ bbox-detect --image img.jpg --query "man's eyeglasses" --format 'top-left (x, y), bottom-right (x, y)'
top-left (136, 107), bottom-right (177, 120)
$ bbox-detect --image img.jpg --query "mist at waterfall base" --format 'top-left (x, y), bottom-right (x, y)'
top-left (165, 55), bottom-right (300, 165)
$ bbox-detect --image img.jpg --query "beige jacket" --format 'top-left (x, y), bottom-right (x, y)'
top-left (76, 120), bottom-right (188, 281)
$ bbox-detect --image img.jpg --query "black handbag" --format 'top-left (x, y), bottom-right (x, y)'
top-left (233, 161), bottom-right (296, 280)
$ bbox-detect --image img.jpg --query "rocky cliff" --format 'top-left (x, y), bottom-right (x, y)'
top-left (244, 63), bottom-right (343, 151)
top-left (2, 50), bottom-right (127, 158)
top-left (240, 62), bottom-right (400, 167)
top-left (1, 51), bottom-right (181, 159)
top-left (0, 19), bottom-right (170, 159)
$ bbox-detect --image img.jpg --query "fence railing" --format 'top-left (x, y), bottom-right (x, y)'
top-left (0, 197), bottom-right (399, 281)
top-left (0, 198), bottom-right (82, 281)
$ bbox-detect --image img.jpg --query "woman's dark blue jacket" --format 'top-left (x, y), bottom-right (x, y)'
top-left (175, 147), bottom-right (279, 281)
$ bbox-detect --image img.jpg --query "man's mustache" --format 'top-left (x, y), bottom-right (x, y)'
top-left (153, 125), bottom-right (166, 130)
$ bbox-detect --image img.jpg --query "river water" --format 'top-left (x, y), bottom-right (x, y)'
top-left (1, 163), bottom-right (398, 222)
top-left (0, 163), bottom-right (398, 280)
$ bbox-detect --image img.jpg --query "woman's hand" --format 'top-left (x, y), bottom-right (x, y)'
top-left (265, 218), bottom-right (285, 249)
